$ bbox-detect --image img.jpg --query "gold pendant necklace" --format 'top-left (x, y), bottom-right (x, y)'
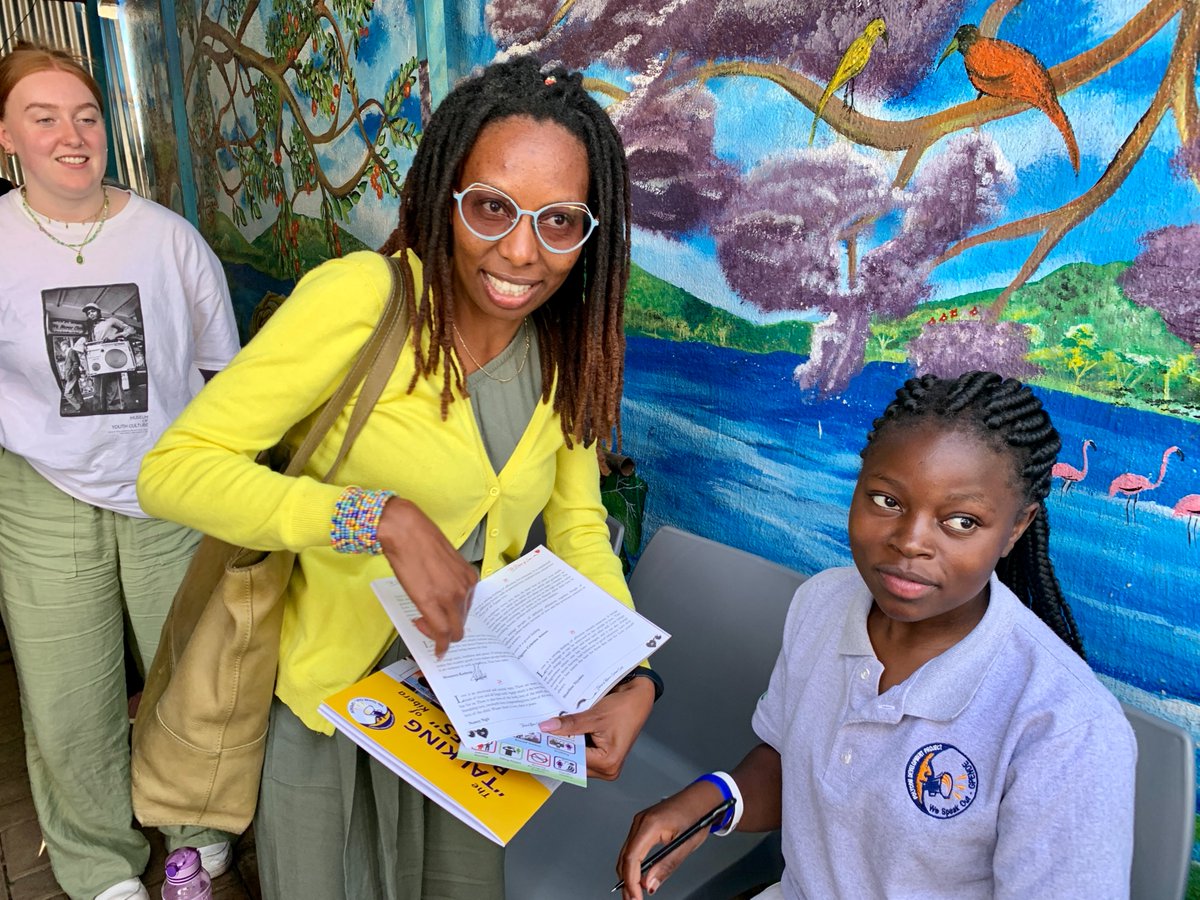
top-left (20, 187), bottom-right (110, 264)
top-left (453, 319), bottom-right (531, 384)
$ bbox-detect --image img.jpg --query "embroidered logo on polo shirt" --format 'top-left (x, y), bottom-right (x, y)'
top-left (905, 742), bottom-right (978, 819)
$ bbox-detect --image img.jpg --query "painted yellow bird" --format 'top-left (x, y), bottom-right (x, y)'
top-left (809, 17), bottom-right (889, 145)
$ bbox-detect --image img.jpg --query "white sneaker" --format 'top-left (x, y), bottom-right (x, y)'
top-left (94, 877), bottom-right (150, 900)
top-left (197, 840), bottom-right (233, 879)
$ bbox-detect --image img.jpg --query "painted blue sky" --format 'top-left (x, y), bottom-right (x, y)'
top-left (463, 0), bottom-right (1197, 322)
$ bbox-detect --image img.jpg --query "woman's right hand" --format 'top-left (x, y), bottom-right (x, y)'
top-left (616, 782), bottom-right (724, 900)
top-left (376, 497), bottom-right (478, 656)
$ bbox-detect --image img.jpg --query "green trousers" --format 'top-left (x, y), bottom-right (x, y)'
top-left (0, 448), bottom-right (228, 899)
top-left (255, 642), bottom-right (506, 900)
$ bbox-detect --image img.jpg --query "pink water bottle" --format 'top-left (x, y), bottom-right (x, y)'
top-left (161, 847), bottom-right (212, 900)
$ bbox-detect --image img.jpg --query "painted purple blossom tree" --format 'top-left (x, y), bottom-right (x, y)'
top-left (1118, 225), bottom-right (1200, 351)
top-left (487, 0), bottom-right (1200, 393)
top-left (708, 134), bottom-right (1014, 392)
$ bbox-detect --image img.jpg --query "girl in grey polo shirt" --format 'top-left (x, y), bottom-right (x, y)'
top-left (618, 371), bottom-right (1135, 900)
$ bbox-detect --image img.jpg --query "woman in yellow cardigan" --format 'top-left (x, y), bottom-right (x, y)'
top-left (137, 56), bottom-right (653, 900)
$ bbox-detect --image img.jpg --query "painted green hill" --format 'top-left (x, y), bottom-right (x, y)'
top-left (626, 259), bottom-right (1198, 414)
top-left (204, 210), bottom-right (257, 263)
top-left (868, 262), bottom-right (1200, 415)
top-left (625, 265), bottom-right (811, 355)
top-left (205, 210), bottom-right (369, 280)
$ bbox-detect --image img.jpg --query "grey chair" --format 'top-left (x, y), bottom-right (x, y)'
top-left (1122, 701), bottom-right (1196, 900)
top-left (505, 526), bottom-right (805, 899)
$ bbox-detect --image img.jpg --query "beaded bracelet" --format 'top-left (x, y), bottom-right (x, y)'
top-left (331, 486), bottom-right (396, 554)
top-left (691, 771), bottom-right (743, 835)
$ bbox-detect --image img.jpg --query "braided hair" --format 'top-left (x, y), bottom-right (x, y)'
top-left (862, 371), bottom-right (1085, 657)
top-left (379, 55), bottom-right (631, 447)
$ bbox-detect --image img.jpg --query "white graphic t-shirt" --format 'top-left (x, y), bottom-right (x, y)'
top-left (0, 190), bottom-right (240, 516)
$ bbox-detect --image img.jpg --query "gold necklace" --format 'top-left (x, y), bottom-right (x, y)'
top-left (453, 319), bottom-right (531, 384)
top-left (20, 187), bottom-right (110, 264)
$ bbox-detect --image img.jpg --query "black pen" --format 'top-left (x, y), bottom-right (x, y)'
top-left (610, 797), bottom-right (735, 894)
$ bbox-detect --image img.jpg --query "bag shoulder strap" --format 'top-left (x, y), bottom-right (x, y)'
top-left (281, 255), bottom-right (410, 483)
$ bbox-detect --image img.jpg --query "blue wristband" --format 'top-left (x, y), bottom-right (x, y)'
top-left (691, 773), bottom-right (737, 832)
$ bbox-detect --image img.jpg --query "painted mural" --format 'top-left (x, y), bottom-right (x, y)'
top-left (475, 0), bottom-right (1200, 872)
top-left (173, 0), bottom-right (1200, 879)
top-left (177, 0), bottom-right (424, 336)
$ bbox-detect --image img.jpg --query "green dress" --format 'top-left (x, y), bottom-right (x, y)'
top-left (255, 329), bottom-right (542, 900)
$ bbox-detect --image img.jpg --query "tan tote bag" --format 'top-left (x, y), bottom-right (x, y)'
top-left (132, 256), bottom-right (408, 833)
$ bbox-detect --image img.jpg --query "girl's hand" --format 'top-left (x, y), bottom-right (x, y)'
top-left (616, 782), bottom-right (723, 900)
top-left (538, 674), bottom-right (655, 780)
top-left (376, 497), bottom-right (478, 657)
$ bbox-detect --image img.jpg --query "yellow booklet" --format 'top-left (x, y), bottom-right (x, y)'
top-left (319, 660), bottom-right (557, 845)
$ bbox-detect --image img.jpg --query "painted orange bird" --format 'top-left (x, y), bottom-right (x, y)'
top-left (937, 24), bottom-right (1079, 173)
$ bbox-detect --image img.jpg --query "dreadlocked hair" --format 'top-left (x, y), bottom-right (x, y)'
top-left (378, 55), bottom-right (631, 448)
top-left (862, 371), bottom-right (1085, 658)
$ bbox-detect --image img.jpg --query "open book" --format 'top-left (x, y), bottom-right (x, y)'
top-left (371, 545), bottom-right (670, 750)
top-left (386, 657), bottom-right (588, 787)
top-left (319, 658), bottom-right (558, 845)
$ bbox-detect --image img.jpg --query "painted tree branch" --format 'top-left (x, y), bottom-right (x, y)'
top-left (582, 76), bottom-right (628, 101)
top-left (203, 52), bottom-right (253, 202)
top-left (1170, 18), bottom-right (1198, 191)
top-left (313, 2), bottom-right (404, 196)
top-left (662, 0), bottom-right (1178, 187)
top-left (979, 0), bottom-right (1024, 38)
top-left (540, 0), bottom-right (578, 41)
top-left (236, 0), bottom-right (260, 41)
top-left (194, 16), bottom-right (393, 199)
top-left (936, 0), bottom-right (1200, 319)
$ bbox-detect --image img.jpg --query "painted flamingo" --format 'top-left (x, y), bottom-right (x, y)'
top-left (1052, 439), bottom-right (1096, 494)
top-left (1173, 494), bottom-right (1200, 545)
top-left (1108, 445), bottom-right (1185, 522)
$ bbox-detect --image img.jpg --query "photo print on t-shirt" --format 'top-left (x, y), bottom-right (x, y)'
top-left (43, 284), bottom-right (148, 417)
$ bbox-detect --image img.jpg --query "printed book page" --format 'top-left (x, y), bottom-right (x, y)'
top-left (318, 660), bottom-right (557, 845)
top-left (372, 545), bottom-right (669, 745)
top-left (394, 659), bottom-right (588, 787)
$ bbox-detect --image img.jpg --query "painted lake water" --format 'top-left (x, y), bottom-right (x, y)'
top-left (620, 335), bottom-right (1200, 824)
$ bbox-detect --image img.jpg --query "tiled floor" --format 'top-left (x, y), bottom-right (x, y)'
top-left (0, 628), bottom-right (261, 900)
